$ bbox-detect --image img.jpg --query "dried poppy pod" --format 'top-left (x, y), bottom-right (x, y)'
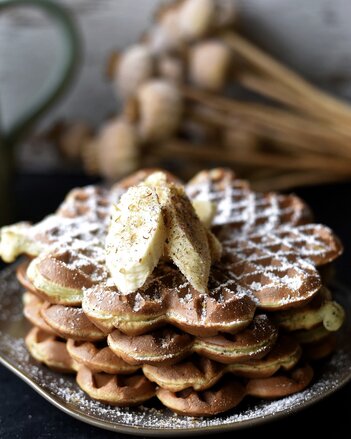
top-left (189, 39), bottom-right (233, 91)
top-left (157, 55), bottom-right (185, 84)
top-left (178, 0), bottom-right (237, 41)
top-left (126, 79), bottom-right (183, 142)
top-left (178, 0), bottom-right (215, 40)
top-left (114, 44), bottom-right (155, 100)
top-left (58, 121), bottom-right (93, 163)
top-left (148, 7), bottom-right (183, 56)
top-left (82, 118), bottom-right (139, 181)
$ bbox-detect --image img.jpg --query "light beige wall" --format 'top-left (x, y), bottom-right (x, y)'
top-left (1, 0), bottom-right (351, 132)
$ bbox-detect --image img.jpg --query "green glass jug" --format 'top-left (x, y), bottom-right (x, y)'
top-left (0, 0), bottom-right (80, 225)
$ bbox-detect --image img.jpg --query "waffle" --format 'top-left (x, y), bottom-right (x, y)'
top-left (76, 366), bottom-right (156, 406)
top-left (303, 335), bottom-right (337, 360)
top-left (157, 364), bottom-right (313, 416)
top-left (186, 168), bottom-right (312, 234)
top-left (157, 378), bottom-right (246, 417)
top-left (245, 364), bottom-right (314, 399)
top-left (4, 170), bottom-right (341, 335)
top-left (107, 315), bottom-right (278, 365)
top-left (0, 167), bottom-right (345, 418)
top-left (220, 224), bottom-right (342, 310)
top-left (143, 335), bottom-right (301, 391)
top-left (25, 327), bottom-right (76, 373)
top-left (23, 292), bottom-right (56, 335)
top-left (40, 303), bottom-right (105, 341)
top-left (82, 265), bottom-right (257, 336)
top-left (66, 339), bottom-right (138, 374)
top-left (273, 286), bottom-right (345, 332)
top-left (26, 323), bottom-right (313, 416)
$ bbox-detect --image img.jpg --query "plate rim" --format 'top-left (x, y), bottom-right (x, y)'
top-left (2, 351), bottom-right (351, 437)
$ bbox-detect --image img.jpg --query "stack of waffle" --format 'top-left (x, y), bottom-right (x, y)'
top-left (0, 168), bottom-right (344, 417)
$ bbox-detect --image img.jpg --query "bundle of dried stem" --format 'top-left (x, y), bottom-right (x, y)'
top-left (64, 0), bottom-right (351, 189)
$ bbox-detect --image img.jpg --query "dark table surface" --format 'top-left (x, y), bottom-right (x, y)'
top-left (1, 173), bottom-right (351, 439)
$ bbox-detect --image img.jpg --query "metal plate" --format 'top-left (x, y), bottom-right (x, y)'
top-left (0, 264), bottom-right (351, 436)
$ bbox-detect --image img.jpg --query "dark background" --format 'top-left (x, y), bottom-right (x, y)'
top-left (0, 173), bottom-right (351, 438)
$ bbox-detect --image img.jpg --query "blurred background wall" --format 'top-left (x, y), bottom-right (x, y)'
top-left (1, 0), bottom-right (351, 133)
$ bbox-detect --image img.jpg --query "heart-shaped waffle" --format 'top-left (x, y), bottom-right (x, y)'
top-left (19, 174), bottom-right (340, 336)
top-left (83, 265), bottom-right (256, 336)
top-left (4, 169), bottom-right (342, 338)
top-left (66, 339), bottom-right (138, 374)
top-left (106, 315), bottom-right (278, 365)
top-left (25, 326), bottom-right (76, 373)
top-left (23, 292), bottom-right (56, 335)
top-left (245, 364), bottom-right (314, 399)
top-left (273, 286), bottom-right (345, 332)
top-left (303, 334), bottom-right (337, 360)
top-left (76, 366), bottom-right (155, 406)
top-left (157, 363), bottom-right (313, 416)
top-left (40, 303), bottom-right (105, 341)
top-left (186, 168), bottom-right (312, 233)
top-left (220, 224), bottom-right (342, 310)
top-left (143, 335), bottom-right (301, 391)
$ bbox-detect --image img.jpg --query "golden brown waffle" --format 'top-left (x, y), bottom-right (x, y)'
top-left (4, 169), bottom-right (341, 337)
top-left (107, 315), bottom-right (277, 365)
top-left (157, 378), bottom-right (246, 416)
top-left (23, 292), bottom-right (56, 335)
top-left (245, 364), bottom-right (314, 399)
top-left (83, 265), bottom-right (257, 336)
top-left (25, 327), bottom-right (76, 373)
top-left (273, 286), bottom-right (345, 332)
top-left (303, 335), bottom-right (337, 360)
top-left (0, 168), bottom-right (344, 418)
top-left (76, 366), bottom-right (156, 406)
top-left (220, 224), bottom-right (342, 310)
top-left (186, 168), bottom-right (312, 234)
top-left (143, 335), bottom-right (301, 391)
top-left (40, 303), bottom-right (105, 341)
top-left (66, 339), bottom-right (138, 374)
top-left (24, 321), bottom-right (313, 417)
top-left (157, 364), bottom-right (313, 416)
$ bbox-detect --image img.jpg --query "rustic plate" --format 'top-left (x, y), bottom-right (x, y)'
top-left (0, 264), bottom-right (351, 436)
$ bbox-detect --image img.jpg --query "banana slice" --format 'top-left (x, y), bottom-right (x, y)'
top-left (191, 200), bottom-right (216, 228)
top-left (106, 184), bottom-right (166, 294)
top-left (0, 222), bottom-right (34, 262)
top-left (207, 230), bottom-right (222, 262)
top-left (151, 178), bottom-right (211, 294)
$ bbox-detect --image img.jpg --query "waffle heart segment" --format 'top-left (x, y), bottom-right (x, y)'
top-left (66, 339), bottom-right (139, 374)
top-left (25, 327), bottom-right (77, 373)
top-left (76, 366), bottom-right (156, 406)
top-left (220, 224), bottom-right (342, 310)
top-left (186, 168), bottom-right (312, 234)
top-left (106, 315), bottom-right (278, 365)
top-left (143, 335), bottom-right (301, 391)
top-left (157, 363), bottom-right (313, 416)
top-left (40, 303), bottom-right (105, 342)
top-left (245, 364), bottom-right (314, 399)
top-left (157, 379), bottom-right (247, 417)
top-left (273, 286), bottom-right (345, 332)
top-left (82, 265), bottom-right (256, 336)
top-left (23, 292), bottom-right (56, 335)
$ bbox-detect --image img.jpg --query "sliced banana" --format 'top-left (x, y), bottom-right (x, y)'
top-left (191, 199), bottom-right (216, 228)
top-left (154, 179), bottom-right (211, 294)
top-left (207, 230), bottom-right (222, 262)
top-left (0, 222), bottom-right (36, 262)
top-left (106, 184), bottom-right (166, 294)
